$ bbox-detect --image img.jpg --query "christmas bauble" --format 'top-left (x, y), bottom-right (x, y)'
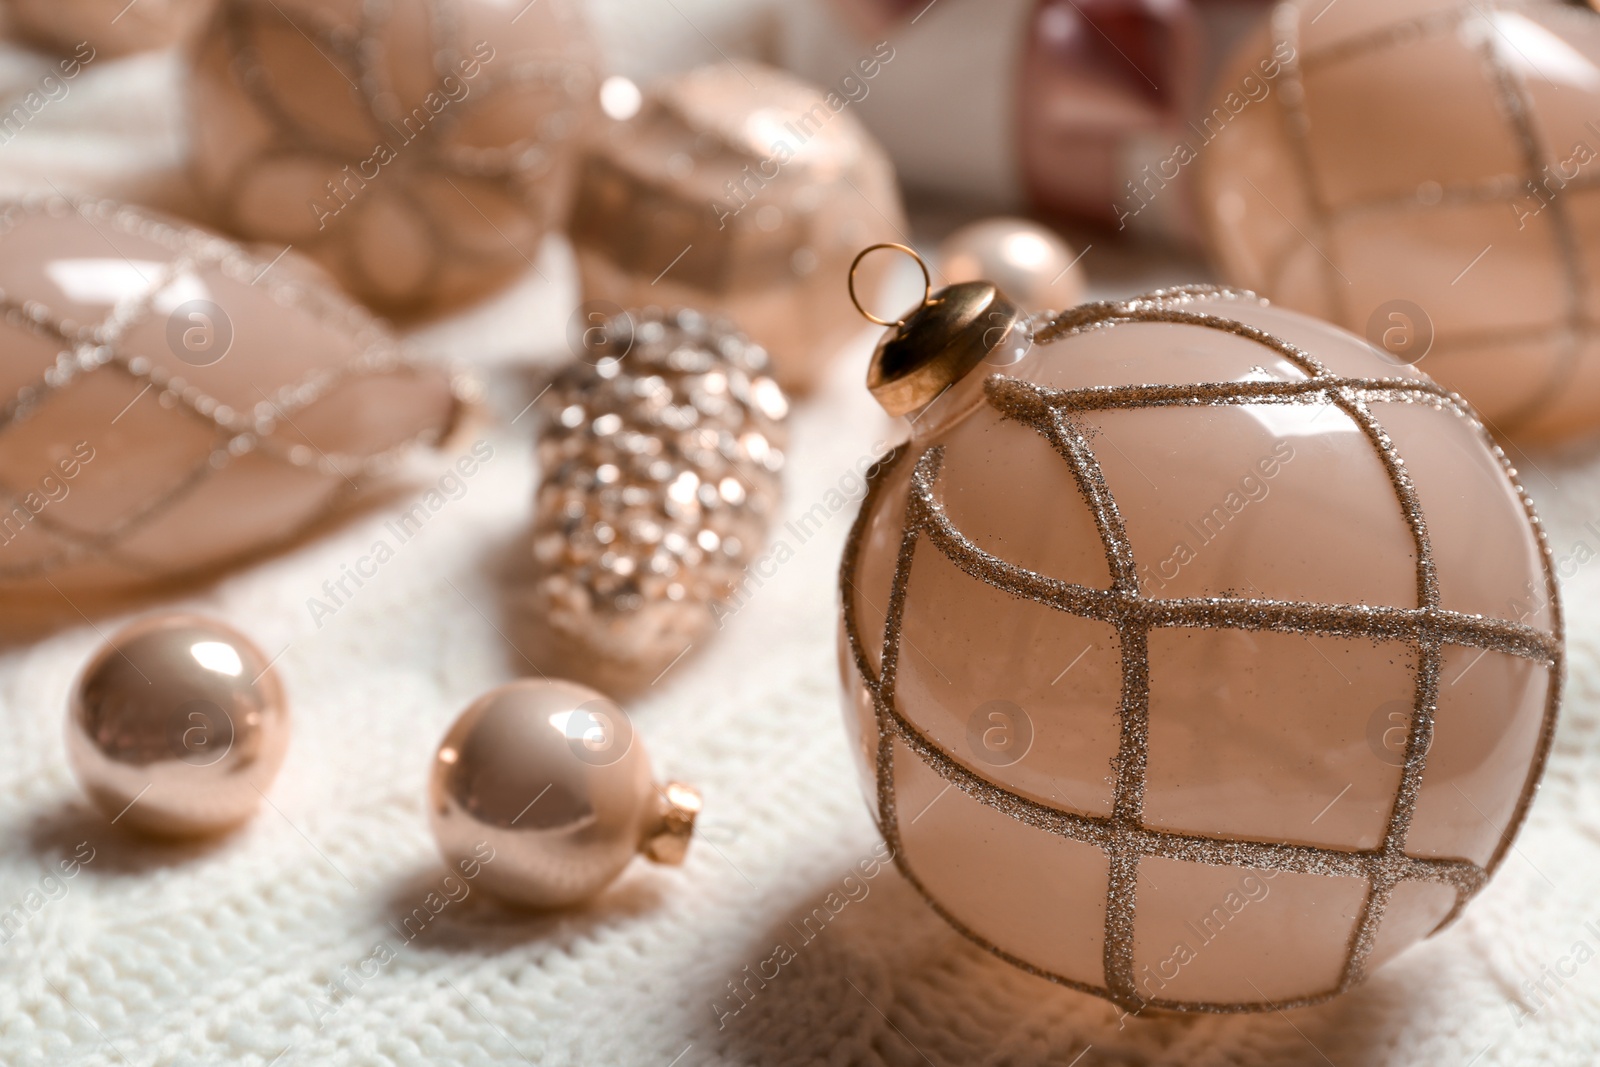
top-left (838, 276), bottom-right (1561, 1012)
top-left (527, 307), bottom-right (787, 693)
top-left (429, 678), bottom-right (700, 909)
top-left (68, 613), bottom-right (289, 836)
top-left (187, 0), bottom-right (599, 317)
top-left (1018, 0), bottom-right (1202, 232)
top-left (822, 0), bottom-right (927, 37)
top-left (568, 61), bottom-right (906, 394)
top-left (6, 0), bottom-right (213, 57)
top-left (1194, 0), bottom-right (1600, 442)
top-left (937, 217), bottom-right (1087, 314)
top-left (780, 0), bottom-right (1202, 239)
top-left (0, 196), bottom-right (463, 592)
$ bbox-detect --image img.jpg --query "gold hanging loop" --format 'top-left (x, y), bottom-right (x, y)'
top-left (848, 243), bottom-right (932, 328)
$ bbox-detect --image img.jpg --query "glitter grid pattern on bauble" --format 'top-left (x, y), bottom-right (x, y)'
top-left (839, 286), bottom-right (1562, 1013)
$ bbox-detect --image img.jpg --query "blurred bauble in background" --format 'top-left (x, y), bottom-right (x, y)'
top-left (4, 0), bottom-right (214, 58)
top-left (841, 284), bottom-right (1559, 1010)
top-left (526, 307), bottom-right (787, 695)
top-left (186, 0), bottom-right (598, 319)
top-left (1018, 0), bottom-right (1202, 232)
top-left (783, 0), bottom-right (1201, 240)
top-left (568, 61), bottom-right (906, 395)
top-left (1195, 0), bottom-right (1600, 443)
top-left (822, 0), bottom-right (928, 38)
top-left (937, 217), bottom-right (1087, 313)
top-left (0, 197), bottom-right (463, 593)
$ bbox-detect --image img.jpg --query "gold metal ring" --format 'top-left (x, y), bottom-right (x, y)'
top-left (848, 242), bottom-right (932, 328)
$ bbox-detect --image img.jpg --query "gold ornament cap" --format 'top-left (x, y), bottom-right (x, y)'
top-left (849, 243), bottom-right (1030, 419)
top-left (641, 781), bottom-right (702, 865)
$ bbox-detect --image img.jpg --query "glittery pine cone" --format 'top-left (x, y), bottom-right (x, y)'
top-left (528, 307), bottom-right (788, 690)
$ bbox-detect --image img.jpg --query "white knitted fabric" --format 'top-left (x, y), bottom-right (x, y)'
top-left (1, 8), bottom-right (1599, 1066)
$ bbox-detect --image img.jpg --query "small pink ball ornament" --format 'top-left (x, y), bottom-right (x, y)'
top-left (429, 679), bottom-right (700, 909)
top-left (838, 248), bottom-right (1561, 1012)
top-left (936, 217), bottom-right (1087, 314)
top-left (68, 613), bottom-right (290, 837)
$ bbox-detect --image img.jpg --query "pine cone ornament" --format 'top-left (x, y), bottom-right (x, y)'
top-left (529, 308), bottom-right (788, 690)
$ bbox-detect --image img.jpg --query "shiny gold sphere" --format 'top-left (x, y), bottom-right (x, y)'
top-left (67, 613), bottom-right (290, 836)
top-left (936, 217), bottom-right (1088, 314)
top-left (429, 679), bottom-right (699, 909)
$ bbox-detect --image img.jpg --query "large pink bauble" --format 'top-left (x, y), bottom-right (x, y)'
top-left (0, 196), bottom-right (462, 592)
top-left (1194, 0), bottom-right (1600, 443)
top-left (187, 0), bottom-right (599, 318)
top-left (5, 0), bottom-right (214, 57)
top-left (839, 284), bottom-right (1561, 1013)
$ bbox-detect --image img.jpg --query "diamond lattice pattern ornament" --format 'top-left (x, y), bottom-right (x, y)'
top-left (0, 197), bottom-right (461, 593)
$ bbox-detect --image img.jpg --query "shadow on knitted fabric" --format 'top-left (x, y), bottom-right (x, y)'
top-left (361, 858), bottom-right (672, 960)
top-left (693, 846), bottom-right (1439, 1067)
top-left (23, 794), bottom-right (230, 877)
